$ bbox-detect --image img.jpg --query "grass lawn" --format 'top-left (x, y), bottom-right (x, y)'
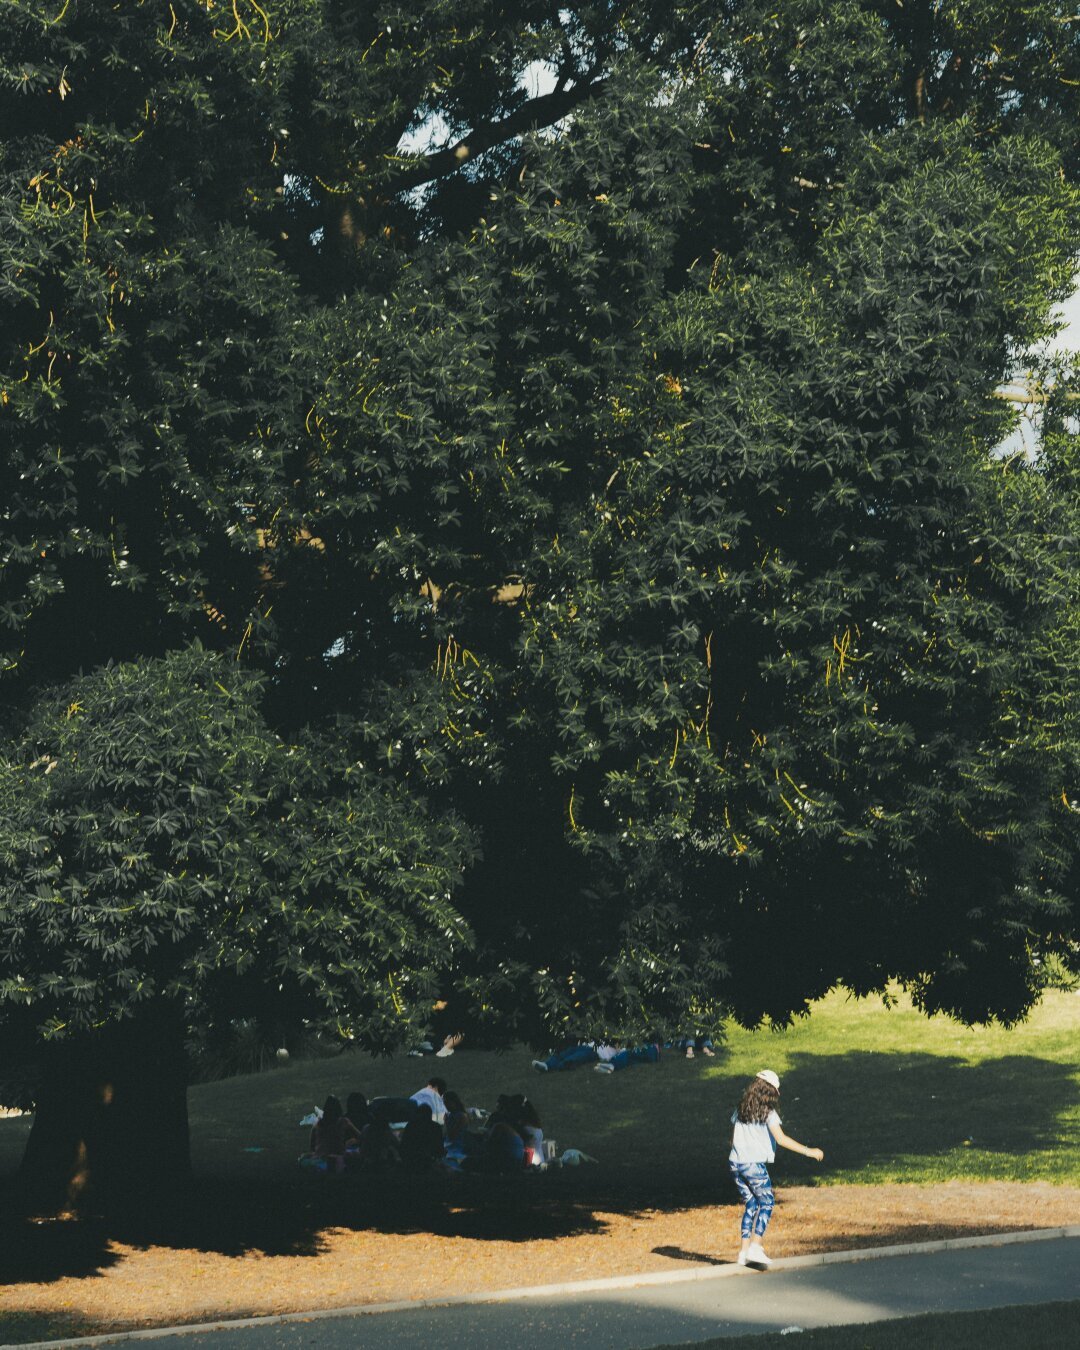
top-left (717, 985), bottom-right (1080, 1188)
top-left (187, 987), bottom-right (1080, 1188)
top-left (2, 987), bottom-right (1079, 1192)
top-left (658, 1299), bottom-right (1080, 1348)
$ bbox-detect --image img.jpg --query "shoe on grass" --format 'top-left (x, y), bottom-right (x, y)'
top-left (685, 1046), bottom-right (694, 1058)
top-left (435, 1046), bottom-right (454, 1057)
top-left (531, 1059), bottom-right (548, 1072)
top-left (702, 1046), bottom-right (716, 1057)
top-left (746, 1244), bottom-right (771, 1267)
top-left (593, 1062), bottom-right (615, 1073)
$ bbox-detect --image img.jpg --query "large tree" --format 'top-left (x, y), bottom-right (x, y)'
top-left (2, 1), bottom-right (1079, 1185)
top-left (0, 647), bottom-right (472, 1195)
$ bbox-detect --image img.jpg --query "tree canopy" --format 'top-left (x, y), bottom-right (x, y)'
top-left (0, 647), bottom-right (472, 1049)
top-left (2, 1), bottom-right (1079, 1131)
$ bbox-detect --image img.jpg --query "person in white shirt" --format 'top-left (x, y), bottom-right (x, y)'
top-left (409, 1075), bottom-right (448, 1125)
top-left (728, 1069), bottom-right (823, 1268)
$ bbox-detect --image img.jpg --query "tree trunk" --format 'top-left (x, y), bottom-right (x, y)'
top-left (19, 1007), bottom-right (190, 1209)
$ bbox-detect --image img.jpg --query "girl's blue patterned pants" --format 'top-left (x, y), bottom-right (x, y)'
top-left (729, 1161), bottom-right (775, 1239)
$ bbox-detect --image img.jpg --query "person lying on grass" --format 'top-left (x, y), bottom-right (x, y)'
top-left (532, 1039), bottom-right (659, 1073)
top-left (729, 1069), bottom-right (824, 1268)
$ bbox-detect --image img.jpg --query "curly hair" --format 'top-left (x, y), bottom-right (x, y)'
top-left (736, 1077), bottom-right (779, 1124)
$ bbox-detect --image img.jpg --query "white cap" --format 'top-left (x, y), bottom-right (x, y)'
top-left (756, 1069), bottom-right (780, 1091)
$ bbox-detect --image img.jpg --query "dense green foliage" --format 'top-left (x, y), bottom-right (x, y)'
top-left (0, 648), bottom-right (472, 1054)
top-left (2, 0), bottom-right (1079, 1094)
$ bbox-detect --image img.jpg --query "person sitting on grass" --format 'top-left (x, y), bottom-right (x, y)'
top-left (399, 1103), bottom-right (446, 1172)
top-left (410, 1075), bottom-right (448, 1123)
top-left (729, 1070), bottom-right (824, 1269)
top-left (519, 1097), bottom-right (546, 1166)
top-left (310, 1094), bottom-right (360, 1171)
top-left (345, 1091), bottom-right (372, 1131)
top-left (487, 1092), bottom-right (524, 1129)
top-left (442, 1089), bottom-right (475, 1166)
top-left (482, 1120), bottom-right (526, 1173)
top-left (356, 1117), bottom-right (400, 1172)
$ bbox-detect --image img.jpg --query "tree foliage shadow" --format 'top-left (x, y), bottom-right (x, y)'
top-left (0, 1309), bottom-right (104, 1347)
top-left (0, 1170), bottom-right (620, 1283)
top-left (0, 1049), bottom-right (1074, 1287)
top-left (775, 1051), bottom-right (1077, 1169)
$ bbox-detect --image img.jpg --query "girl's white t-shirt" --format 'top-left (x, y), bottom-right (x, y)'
top-left (729, 1109), bottom-right (781, 1164)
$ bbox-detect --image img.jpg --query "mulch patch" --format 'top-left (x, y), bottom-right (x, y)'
top-left (1, 1177), bottom-right (1077, 1344)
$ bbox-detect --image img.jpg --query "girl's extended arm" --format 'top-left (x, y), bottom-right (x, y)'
top-left (771, 1122), bottom-right (824, 1162)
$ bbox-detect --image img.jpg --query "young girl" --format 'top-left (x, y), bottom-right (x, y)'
top-left (729, 1069), bottom-right (823, 1267)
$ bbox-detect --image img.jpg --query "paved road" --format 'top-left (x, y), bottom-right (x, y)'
top-left (75, 1236), bottom-right (1079, 1349)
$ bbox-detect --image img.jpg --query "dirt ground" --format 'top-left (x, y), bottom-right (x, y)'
top-left (3, 1182), bottom-right (1078, 1341)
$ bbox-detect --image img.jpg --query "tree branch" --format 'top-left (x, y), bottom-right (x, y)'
top-left (550, 0), bottom-right (579, 92)
top-left (391, 78), bottom-right (608, 195)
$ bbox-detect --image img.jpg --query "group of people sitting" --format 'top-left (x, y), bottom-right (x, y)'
top-left (303, 1076), bottom-right (548, 1176)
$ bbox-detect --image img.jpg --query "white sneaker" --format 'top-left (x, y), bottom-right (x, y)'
top-left (435, 1045), bottom-right (454, 1057)
top-left (746, 1244), bottom-right (771, 1267)
top-left (736, 1250), bottom-right (748, 1266)
top-left (531, 1059), bottom-right (548, 1072)
top-left (593, 1062), bottom-right (615, 1073)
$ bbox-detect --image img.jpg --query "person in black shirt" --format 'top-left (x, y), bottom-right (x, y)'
top-left (399, 1103), bottom-right (445, 1171)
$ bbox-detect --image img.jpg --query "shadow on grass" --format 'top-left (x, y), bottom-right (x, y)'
top-left (0, 1213), bottom-right (126, 1283)
top-left (0, 1049), bottom-right (1074, 1286)
top-left (0, 1310), bottom-right (104, 1347)
top-left (0, 1171), bottom-right (620, 1283)
top-left (776, 1051), bottom-right (1076, 1172)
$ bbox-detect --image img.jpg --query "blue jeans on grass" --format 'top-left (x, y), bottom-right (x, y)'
top-left (542, 1044), bottom-right (598, 1071)
top-left (729, 1160), bottom-right (774, 1239)
top-left (608, 1043), bottom-right (660, 1069)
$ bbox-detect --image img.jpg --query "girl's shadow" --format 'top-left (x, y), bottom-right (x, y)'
top-left (651, 1244), bottom-right (730, 1266)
